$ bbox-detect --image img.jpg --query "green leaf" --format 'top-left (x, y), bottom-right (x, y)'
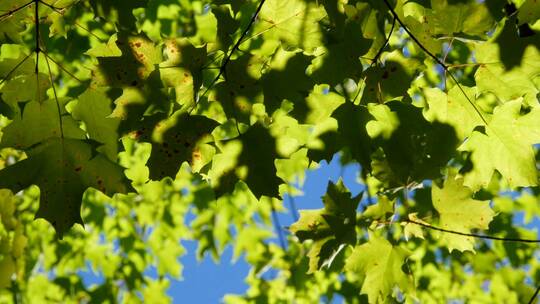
top-left (209, 54), bottom-right (264, 121)
top-left (290, 180), bottom-right (361, 273)
top-left (403, 15), bottom-right (442, 55)
top-left (518, 0), bottom-right (540, 25)
top-left (309, 20), bottom-right (371, 85)
top-left (0, 0), bottom-right (30, 42)
top-left (345, 235), bottom-right (411, 303)
top-left (92, 34), bottom-right (162, 88)
top-left (261, 48), bottom-right (314, 115)
top-left (432, 174), bottom-right (495, 252)
top-left (459, 99), bottom-right (540, 189)
top-left (89, 0), bottom-right (148, 29)
top-left (0, 52), bottom-right (49, 107)
top-left (343, 0), bottom-right (387, 60)
top-left (209, 124), bottom-right (283, 198)
top-left (402, 213), bottom-right (427, 240)
top-left (360, 51), bottom-right (421, 104)
top-left (423, 86), bottom-right (484, 140)
top-left (144, 112), bottom-right (218, 180)
top-left (72, 89), bottom-right (120, 161)
top-left (422, 0), bottom-right (502, 39)
top-left (85, 34), bottom-right (122, 57)
top-left (474, 18), bottom-right (540, 104)
top-left (308, 102), bottom-right (374, 168)
top-left (0, 99), bottom-right (85, 150)
top-left (369, 101), bottom-right (458, 184)
top-left (362, 195), bottom-right (394, 221)
top-left (257, 0), bottom-right (326, 51)
top-left (160, 39), bottom-right (207, 108)
top-left (0, 138), bottom-right (133, 236)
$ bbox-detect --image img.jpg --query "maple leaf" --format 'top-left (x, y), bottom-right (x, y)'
top-left (424, 86), bottom-right (485, 140)
top-left (0, 99), bottom-right (85, 150)
top-left (72, 89), bottom-right (121, 161)
top-left (290, 180), bottom-right (361, 273)
top-left (0, 138), bottom-right (133, 237)
top-left (159, 39), bottom-right (207, 108)
top-left (308, 102), bottom-right (374, 170)
top-left (257, 0), bottom-right (326, 51)
top-left (459, 99), bottom-right (540, 189)
top-left (432, 174), bottom-right (495, 252)
top-left (345, 235), bottom-right (411, 303)
top-left (142, 112), bottom-right (218, 180)
top-left (89, 0), bottom-right (148, 29)
top-left (474, 17), bottom-right (540, 104)
top-left (368, 101), bottom-right (458, 184)
top-left (402, 213), bottom-right (428, 240)
top-left (209, 124), bottom-right (283, 198)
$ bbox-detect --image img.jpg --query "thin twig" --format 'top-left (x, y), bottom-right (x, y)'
top-left (286, 185), bottom-right (299, 222)
top-left (39, 0), bottom-right (105, 41)
top-left (447, 62), bottom-right (497, 69)
top-left (0, 53), bottom-right (32, 87)
top-left (405, 219), bottom-right (540, 243)
top-left (371, 17), bottom-right (396, 66)
top-left (0, 0), bottom-right (33, 21)
top-left (381, 0), bottom-right (488, 125)
top-left (271, 204), bottom-right (287, 249)
top-left (39, 0), bottom-right (82, 11)
top-left (528, 283), bottom-right (540, 304)
top-left (191, 0), bottom-right (267, 113)
top-left (42, 52), bottom-right (83, 83)
top-left (351, 17), bottom-right (395, 103)
top-left (442, 38), bottom-right (454, 91)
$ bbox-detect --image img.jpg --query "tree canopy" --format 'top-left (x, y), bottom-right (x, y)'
top-left (0, 0), bottom-right (540, 302)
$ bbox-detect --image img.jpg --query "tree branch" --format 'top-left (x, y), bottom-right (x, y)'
top-left (405, 219), bottom-right (540, 243)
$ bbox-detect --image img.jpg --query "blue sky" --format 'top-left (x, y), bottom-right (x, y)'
top-left (167, 154), bottom-right (363, 303)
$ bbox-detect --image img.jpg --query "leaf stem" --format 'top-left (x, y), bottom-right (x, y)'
top-left (381, 0), bottom-right (488, 125)
top-left (34, 0), bottom-right (40, 66)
